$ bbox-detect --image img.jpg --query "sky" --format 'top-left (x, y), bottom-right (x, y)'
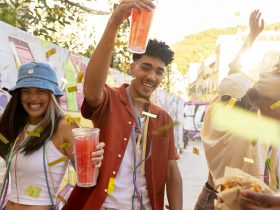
top-left (150, 0), bottom-right (280, 44)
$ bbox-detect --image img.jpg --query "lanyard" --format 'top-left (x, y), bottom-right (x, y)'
top-left (126, 87), bottom-right (151, 210)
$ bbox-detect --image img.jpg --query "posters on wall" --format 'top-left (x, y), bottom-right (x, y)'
top-left (0, 21), bottom-right (185, 148)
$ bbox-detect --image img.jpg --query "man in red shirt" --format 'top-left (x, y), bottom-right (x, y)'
top-left (62, 0), bottom-right (182, 210)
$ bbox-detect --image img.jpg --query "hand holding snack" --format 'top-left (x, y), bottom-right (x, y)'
top-left (240, 190), bottom-right (280, 210)
top-left (214, 167), bottom-right (273, 210)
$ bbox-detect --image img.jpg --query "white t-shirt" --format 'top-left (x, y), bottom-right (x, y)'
top-left (102, 117), bottom-right (151, 210)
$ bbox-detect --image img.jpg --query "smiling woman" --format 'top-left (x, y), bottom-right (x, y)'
top-left (0, 62), bottom-right (105, 210)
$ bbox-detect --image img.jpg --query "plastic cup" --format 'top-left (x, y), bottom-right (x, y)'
top-left (128, 3), bottom-right (156, 53)
top-left (72, 128), bottom-right (100, 187)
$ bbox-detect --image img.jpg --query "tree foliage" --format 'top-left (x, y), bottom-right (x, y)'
top-left (0, 0), bottom-right (102, 55)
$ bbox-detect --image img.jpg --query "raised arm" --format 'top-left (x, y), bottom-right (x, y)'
top-left (240, 9), bottom-right (264, 53)
top-left (83, 0), bottom-right (155, 107)
top-left (229, 9), bottom-right (264, 73)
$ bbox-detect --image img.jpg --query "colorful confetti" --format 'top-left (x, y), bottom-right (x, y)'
top-left (57, 194), bottom-right (67, 204)
top-left (270, 100), bottom-right (280, 110)
top-left (244, 157), bottom-right (254, 164)
top-left (76, 71), bottom-right (84, 83)
top-left (107, 177), bottom-right (116, 194)
top-left (67, 86), bottom-right (77, 93)
top-left (59, 143), bottom-right (72, 149)
top-left (45, 48), bottom-right (56, 58)
top-left (26, 131), bottom-right (40, 137)
top-left (227, 98), bottom-right (238, 107)
top-left (152, 121), bottom-right (180, 135)
top-left (193, 147), bottom-right (200, 155)
top-left (25, 185), bottom-right (41, 198)
top-left (48, 156), bottom-right (68, 167)
top-left (211, 103), bottom-right (280, 146)
top-left (0, 133), bottom-right (9, 144)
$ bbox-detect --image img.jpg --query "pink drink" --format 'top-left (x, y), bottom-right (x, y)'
top-left (128, 7), bottom-right (155, 53)
top-left (72, 128), bottom-right (99, 187)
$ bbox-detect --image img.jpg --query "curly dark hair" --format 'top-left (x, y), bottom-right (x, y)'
top-left (132, 39), bottom-right (174, 66)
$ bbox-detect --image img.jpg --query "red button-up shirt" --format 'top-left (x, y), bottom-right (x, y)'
top-left (63, 84), bottom-right (179, 210)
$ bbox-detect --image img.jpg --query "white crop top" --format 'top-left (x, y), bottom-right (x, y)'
top-left (8, 124), bottom-right (68, 205)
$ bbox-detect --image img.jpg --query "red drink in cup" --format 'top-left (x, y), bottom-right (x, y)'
top-left (72, 128), bottom-right (100, 187)
top-left (128, 4), bottom-right (156, 53)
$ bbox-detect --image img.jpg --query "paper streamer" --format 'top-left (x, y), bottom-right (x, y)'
top-left (211, 103), bottom-right (280, 146)
top-left (48, 156), bottom-right (68, 167)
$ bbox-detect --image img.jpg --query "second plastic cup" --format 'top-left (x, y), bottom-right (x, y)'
top-left (72, 127), bottom-right (100, 187)
top-left (128, 5), bottom-right (156, 54)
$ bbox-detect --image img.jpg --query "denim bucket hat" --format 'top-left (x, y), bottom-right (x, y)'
top-left (9, 62), bottom-right (64, 96)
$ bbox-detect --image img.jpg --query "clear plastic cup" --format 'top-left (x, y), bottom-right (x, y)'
top-left (128, 2), bottom-right (156, 53)
top-left (72, 128), bottom-right (100, 187)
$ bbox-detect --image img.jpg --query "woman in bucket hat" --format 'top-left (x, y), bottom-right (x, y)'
top-left (0, 62), bottom-right (105, 210)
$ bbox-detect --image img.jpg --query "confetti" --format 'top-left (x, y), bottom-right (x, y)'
top-left (45, 48), bottom-right (56, 58)
top-left (211, 103), bottom-right (280, 146)
top-left (66, 115), bottom-right (81, 124)
top-left (142, 111), bottom-right (157, 118)
top-left (26, 131), bottom-right (40, 137)
top-left (0, 133), bottom-right (9, 144)
top-left (25, 185), bottom-right (41, 198)
top-left (76, 71), bottom-right (84, 83)
top-left (270, 100), bottom-right (280, 110)
top-left (35, 127), bottom-right (43, 133)
top-left (48, 156), bottom-right (68, 167)
top-left (266, 157), bottom-right (271, 171)
top-left (251, 139), bottom-right (258, 146)
top-left (244, 157), bottom-right (254, 164)
top-left (59, 143), bottom-right (72, 149)
top-left (107, 177), bottom-right (116, 194)
top-left (57, 194), bottom-right (67, 204)
top-left (67, 86), bottom-right (77, 93)
top-left (227, 98), bottom-right (238, 107)
top-left (152, 121), bottom-right (180, 135)
top-left (193, 147), bottom-right (200, 155)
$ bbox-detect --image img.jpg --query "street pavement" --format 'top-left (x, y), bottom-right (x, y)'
top-left (178, 140), bottom-right (209, 210)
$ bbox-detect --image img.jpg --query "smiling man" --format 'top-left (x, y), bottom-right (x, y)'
top-left (62, 0), bottom-right (182, 210)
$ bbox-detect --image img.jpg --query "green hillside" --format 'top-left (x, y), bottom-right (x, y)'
top-left (172, 23), bottom-right (280, 75)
